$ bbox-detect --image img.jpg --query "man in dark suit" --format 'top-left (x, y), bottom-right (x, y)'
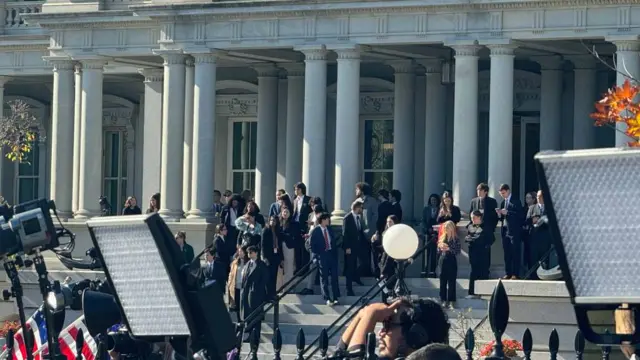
top-left (342, 200), bottom-right (365, 296)
top-left (310, 213), bottom-right (340, 305)
top-left (465, 211), bottom-right (491, 298)
top-left (240, 246), bottom-right (268, 339)
top-left (496, 184), bottom-right (524, 280)
top-left (268, 189), bottom-right (285, 218)
top-left (373, 189), bottom-right (393, 277)
top-left (389, 189), bottom-right (403, 223)
top-left (202, 248), bottom-right (227, 293)
top-left (293, 182), bottom-right (312, 272)
top-left (468, 183), bottom-right (498, 279)
top-left (526, 190), bottom-right (551, 275)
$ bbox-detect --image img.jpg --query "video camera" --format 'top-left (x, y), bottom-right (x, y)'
top-left (0, 198), bottom-right (58, 258)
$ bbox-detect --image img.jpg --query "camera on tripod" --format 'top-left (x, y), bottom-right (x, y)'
top-left (0, 198), bottom-right (58, 257)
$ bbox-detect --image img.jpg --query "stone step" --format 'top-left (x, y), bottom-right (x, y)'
top-left (278, 294), bottom-right (487, 309)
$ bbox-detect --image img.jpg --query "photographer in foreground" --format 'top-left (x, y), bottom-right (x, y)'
top-left (336, 299), bottom-right (450, 359)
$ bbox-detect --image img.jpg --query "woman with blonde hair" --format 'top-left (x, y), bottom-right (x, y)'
top-left (438, 220), bottom-right (461, 309)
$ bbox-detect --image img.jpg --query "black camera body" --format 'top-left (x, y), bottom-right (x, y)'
top-left (107, 331), bottom-right (152, 357)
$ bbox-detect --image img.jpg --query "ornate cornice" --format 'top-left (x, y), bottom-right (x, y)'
top-left (532, 55), bottom-right (564, 70)
top-left (253, 64), bottom-right (280, 77)
top-left (153, 49), bottom-right (186, 65)
top-left (280, 63), bottom-right (305, 77)
top-left (80, 59), bottom-right (107, 70)
top-left (192, 53), bottom-right (219, 64)
top-left (46, 58), bottom-right (75, 71)
top-left (566, 54), bottom-right (596, 69)
top-left (335, 48), bottom-right (361, 61)
top-left (185, 56), bottom-right (195, 67)
top-left (451, 45), bottom-right (482, 57)
top-left (126, 0), bottom-right (640, 22)
top-left (613, 40), bottom-right (640, 52)
top-left (487, 44), bottom-right (517, 56)
top-left (139, 68), bottom-right (164, 82)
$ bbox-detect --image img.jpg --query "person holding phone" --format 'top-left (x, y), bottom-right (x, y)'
top-left (496, 184), bottom-right (524, 280)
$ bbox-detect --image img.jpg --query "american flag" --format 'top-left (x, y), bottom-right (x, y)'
top-left (0, 309), bottom-right (97, 360)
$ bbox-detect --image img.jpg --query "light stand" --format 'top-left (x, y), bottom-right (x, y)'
top-left (32, 249), bottom-right (65, 360)
top-left (3, 257), bottom-right (33, 360)
top-left (381, 224), bottom-right (419, 303)
top-left (393, 261), bottom-right (411, 298)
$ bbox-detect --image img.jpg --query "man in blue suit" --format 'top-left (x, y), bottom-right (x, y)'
top-left (310, 212), bottom-right (340, 306)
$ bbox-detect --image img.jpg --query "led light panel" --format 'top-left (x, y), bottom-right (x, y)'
top-left (87, 216), bottom-right (190, 336)
top-left (536, 148), bottom-right (640, 303)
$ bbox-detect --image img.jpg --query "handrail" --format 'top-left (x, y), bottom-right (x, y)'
top-left (241, 259), bottom-right (317, 330)
top-left (301, 243), bottom-right (429, 358)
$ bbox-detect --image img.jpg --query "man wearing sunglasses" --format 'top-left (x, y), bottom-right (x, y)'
top-left (336, 298), bottom-right (450, 359)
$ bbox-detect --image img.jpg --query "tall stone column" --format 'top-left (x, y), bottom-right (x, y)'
top-left (535, 56), bottom-right (564, 151)
top-left (48, 59), bottom-right (75, 219)
top-left (568, 55), bottom-right (597, 149)
top-left (75, 59), bottom-right (106, 219)
top-left (71, 66), bottom-right (82, 214)
top-left (139, 69), bottom-right (163, 205)
top-left (156, 51), bottom-right (186, 220)
top-left (188, 53), bottom-right (219, 220)
top-left (282, 64), bottom-right (305, 194)
top-left (612, 40), bottom-right (640, 146)
top-left (297, 45), bottom-right (328, 199)
top-left (390, 60), bottom-right (415, 218)
top-left (487, 45), bottom-right (516, 198)
top-left (254, 64), bottom-right (280, 211)
top-left (331, 46), bottom-right (361, 221)
top-left (451, 45), bottom-right (481, 207)
top-left (418, 59), bottom-right (447, 203)
top-left (183, 58), bottom-right (195, 213)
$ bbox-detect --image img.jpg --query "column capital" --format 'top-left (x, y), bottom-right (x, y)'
top-left (0, 76), bottom-right (12, 88)
top-left (487, 44), bottom-right (517, 56)
top-left (614, 40), bottom-right (640, 52)
top-left (153, 49), bottom-right (186, 65)
top-left (566, 54), bottom-right (596, 69)
top-left (416, 58), bottom-right (442, 74)
top-left (450, 45), bottom-right (482, 57)
top-left (74, 63), bottom-right (82, 74)
top-left (253, 64), bottom-right (280, 77)
top-left (192, 53), bottom-right (221, 64)
top-left (185, 56), bottom-right (195, 67)
top-left (139, 68), bottom-right (164, 83)
top-left (43, 57), bottom-right (75, 71)
top-left (280, 63), bottom-right (305, 77)
top-left (78, 59), bottom-right (107, 70)
top-left (295, 45), bottom-right (327, 61)
top-left (330, 45), bottom-right (361, 60)
top-left (532, 55), bottom-right (564, 70)
top-left (388, 60), bottom-right (414, 73)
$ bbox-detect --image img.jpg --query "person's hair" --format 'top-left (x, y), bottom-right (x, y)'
top-left (318, 212), bottom-right (331, 223)
top-left (356, 182), bottom-right (372, 196)
top-left (499, 183), bottom-right (510, 192)
top-left (378, 189), bottom-right (390, 200)
top-left (351, 200), bottom-right (363, 211)
top-left (390, 189), bottom-right (402, 202)
top-left (207, 247), bottom-right (218, 258)
top-left (313, 204), bottom-right (324, 214)
top-left (236, 246), bottom-right (249, 262)
top-left (399, 298), bottom-right (450, 351)
top-left (246, 245), bottom-right (258, 254)
top-left (279, 205), bottom-right (291, 227)
top-left (616, 304), bottom-right (637, 358)
top-left (277, 189), bottom-right (286, 197)
top-left (387, 215), bottom-right (399, 227)
top-left (148, 193), bottom-right (161, 212)
top-left (405, 343), bottom-right (461, 360)
top-left (213, 190), bottom-right (221, 197)
top-left (428, 193), bottom-right (440, 207)
top-left (310, 196), bottom-right (322, 207)
top-left (175, 231), bottom-right (187, 243)
top-left (215, 223), bottom-right (226, 234)
top-left (279, 193), bottom-right (293, 212)
top-left (223, 190), bottom-right (232, 197)
top-left (294, 182), bottom-right (307, 195)
top-left (440, 191), bottom-right (453, 210)
top-left (438, 221), bottom-right (456, 245)
top-left (471, 210), bottom-right (483, 219)
top-left (245, 200), bottom-right (261, 215)
top-left (526, 191), bottom-right (537, 203)
top-left (267, 215), bottom-right (280, 229)
top-left (476, 183), bottom-right (489, 193)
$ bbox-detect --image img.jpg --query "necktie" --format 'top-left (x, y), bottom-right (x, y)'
top-left (355, 215), bottom-right (360, 230)
top-left (540, 204), bottom-right (544, 214)
top-left (323, 229), bottom-right (330, 251)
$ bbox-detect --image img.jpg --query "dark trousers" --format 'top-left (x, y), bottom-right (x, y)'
top-left (439, 253), bottom-right (457, 302)
top-left (318, 252), bottom-right (341, 301)
top-left (357, 240), bottom-right (373, 277)
top-left (266, 261), bottom-right (279, 298)
top-left (425, 238), bottom-right (438, 276)
top-left (295, 244), bottom-right (310, 273)
top-left (233, 288), bottom-right (241, 322)
top-left (344, 251), bottom-right (358, 292)
top-left (468, 247), bottom-right (487, 295)
top-left (502, 234), bottom-right (522, 277)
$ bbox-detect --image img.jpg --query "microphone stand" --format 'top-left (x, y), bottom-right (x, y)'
top-left (32, 249), bottom-right (66, 360)
top-left (3, 257), bottom-right (33, 360)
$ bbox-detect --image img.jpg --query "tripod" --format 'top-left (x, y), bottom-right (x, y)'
top-left (3, 258), bottom-right (33, 360)
top-left (33, 249), bottom-right (66, 360)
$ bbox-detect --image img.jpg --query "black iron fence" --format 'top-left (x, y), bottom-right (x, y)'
top-left (235, 280), bottom-right (621, 360)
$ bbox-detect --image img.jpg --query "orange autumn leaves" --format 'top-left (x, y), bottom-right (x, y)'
top-left (591, 79), bottom-right (640, 146)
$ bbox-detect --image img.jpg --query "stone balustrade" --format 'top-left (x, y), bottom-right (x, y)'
top-left (2, 0), bottom-right (43, 31)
